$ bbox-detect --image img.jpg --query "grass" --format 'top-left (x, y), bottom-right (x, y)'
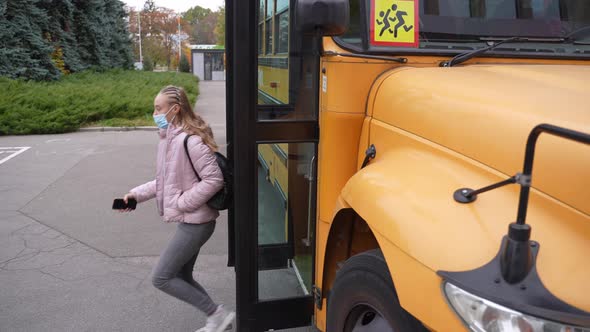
top-left (0, 69), bottom-right (199, 135)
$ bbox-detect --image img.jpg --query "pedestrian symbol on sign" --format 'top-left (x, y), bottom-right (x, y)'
top-left (371, 0), bottom-right (419, 48)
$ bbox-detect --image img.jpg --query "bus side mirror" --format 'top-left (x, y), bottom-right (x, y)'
top-left (296, 0), bottom-right (349, 36)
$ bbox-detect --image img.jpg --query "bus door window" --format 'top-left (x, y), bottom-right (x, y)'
top-left (257, 0), bottom-right (319, 121)
top-left (257, 142), bottom-right (316, 300)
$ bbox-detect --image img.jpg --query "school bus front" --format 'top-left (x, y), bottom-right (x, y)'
top-left (309, 0), bottom-right (590, 331)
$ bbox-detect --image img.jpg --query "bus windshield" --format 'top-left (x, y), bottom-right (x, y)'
top-left (337, 0), bottom-right (590, 57)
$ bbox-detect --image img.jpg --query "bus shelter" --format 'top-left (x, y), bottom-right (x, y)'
top-left (191, 48), bottom-right (225, 81)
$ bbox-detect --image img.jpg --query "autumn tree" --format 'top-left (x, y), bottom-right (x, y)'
top-left (215, 6), bottom-right (225, 47)
top-left (182, 6), bottom-right (219, 44)
top-left (128, 2), bottom-right (190, 70)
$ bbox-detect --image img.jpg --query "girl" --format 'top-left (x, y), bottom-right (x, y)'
top-left (120, 85), bottom-right (234, 332)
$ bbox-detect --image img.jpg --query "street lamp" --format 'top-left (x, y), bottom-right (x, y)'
top-left (138, 11), bottom-right (143, 67)
top-left (177, 15), bottom-right (181, 72)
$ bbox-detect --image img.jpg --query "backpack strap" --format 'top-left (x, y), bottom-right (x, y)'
top-left (184, 134), bottom-right (202, 182)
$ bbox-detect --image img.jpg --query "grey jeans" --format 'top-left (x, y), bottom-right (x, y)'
top-left (152, 221), bottom-right (217, 315)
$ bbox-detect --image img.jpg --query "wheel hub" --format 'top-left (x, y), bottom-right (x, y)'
top-left (347, 305), bottom-right (395, 332)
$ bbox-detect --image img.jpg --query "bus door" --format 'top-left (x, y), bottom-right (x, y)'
top-left (227, 0), bottom-right (321, 330)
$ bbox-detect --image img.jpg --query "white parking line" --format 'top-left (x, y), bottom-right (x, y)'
top-left (45, 139), bottom-right (71, 143)
top-left (0, 147), bottom-right (31, 165)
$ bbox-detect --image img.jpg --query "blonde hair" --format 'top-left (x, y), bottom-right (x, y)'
top-left (158, 85), bottom-right (218, 152)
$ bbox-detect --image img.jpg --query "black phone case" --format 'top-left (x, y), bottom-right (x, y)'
top-left (112, 198), bottom-right (137, 210)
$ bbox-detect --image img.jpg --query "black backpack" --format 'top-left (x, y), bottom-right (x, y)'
top-left (184, 134), bottom-right (233, 210)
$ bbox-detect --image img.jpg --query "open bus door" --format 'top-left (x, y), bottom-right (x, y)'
top-left (226, 0), bottom-right (326, 330)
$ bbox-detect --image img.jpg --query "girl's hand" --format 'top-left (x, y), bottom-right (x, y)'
top-left (119, 193), bottom-right (136, 213)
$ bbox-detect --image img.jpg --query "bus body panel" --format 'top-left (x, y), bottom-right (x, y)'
top-left (258, 58), bottom-right (289, 104)
top-left (371, 65), bottom-right (590, 215)
top-left (342, 121), bottom-right (590, 312)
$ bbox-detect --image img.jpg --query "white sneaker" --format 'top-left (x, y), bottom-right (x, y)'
top-left (195, 305), bottom-right (235, 332)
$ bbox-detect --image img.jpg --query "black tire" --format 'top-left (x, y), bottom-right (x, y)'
top-left (327, 249), bottom-right (426, 332)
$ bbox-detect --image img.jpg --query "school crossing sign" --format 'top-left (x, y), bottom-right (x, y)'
top-left (371, 0), bottom-right (419, 47)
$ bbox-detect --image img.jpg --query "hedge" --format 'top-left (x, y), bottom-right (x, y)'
top-left (0, 69), bottom-right (199, 135)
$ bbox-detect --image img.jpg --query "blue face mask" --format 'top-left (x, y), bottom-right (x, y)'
top-left (153, 106), bottom-right (175, 129)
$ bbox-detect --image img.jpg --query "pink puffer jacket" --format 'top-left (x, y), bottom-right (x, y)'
top-left (130, 124), bottom-right (223, 224)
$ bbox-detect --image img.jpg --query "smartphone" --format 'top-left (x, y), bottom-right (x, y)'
top-left (112, 198), bottom-right (137, 210)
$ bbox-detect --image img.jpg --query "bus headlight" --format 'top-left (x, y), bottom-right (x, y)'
top-left (444, 282), bottom-right (590, 332)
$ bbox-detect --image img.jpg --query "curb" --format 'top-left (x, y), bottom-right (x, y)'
top-left (78, 126), bottom-right (159, 132)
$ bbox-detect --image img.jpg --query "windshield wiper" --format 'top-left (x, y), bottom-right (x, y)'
top-left (439, 37), bottom-right (558, 67)
top-left (323, 51), bottom-right (408, 63)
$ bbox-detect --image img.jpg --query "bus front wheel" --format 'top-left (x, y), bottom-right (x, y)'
top-left (327, 249), bottom-right (426, 332)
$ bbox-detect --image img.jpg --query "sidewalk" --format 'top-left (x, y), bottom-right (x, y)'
top-left (0, 81), bottom-right (234, 332)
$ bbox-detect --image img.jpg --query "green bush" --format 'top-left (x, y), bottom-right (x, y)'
top-left (0, 70), bottom-right (199, 135)
top-left (179, 53), bottom-right (190, 73)
top-left (143, 56), bottom-right (154, 71)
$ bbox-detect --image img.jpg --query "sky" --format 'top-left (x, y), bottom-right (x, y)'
top-left (122, 0), bottom-right (224, 13)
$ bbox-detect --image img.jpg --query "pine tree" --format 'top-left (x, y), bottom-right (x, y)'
top-left (103, 0), bottom-right (133, 69)
top-left (71, 0), bottom-right (132, 70)
top-left (72, 0), bottom-right (107, 68)
top-left (0, 0), bottom-right (132, 80)
top-left (0, 0), bottom-right (61, 80)
top-left (39, 0), bottom-right (84, 73)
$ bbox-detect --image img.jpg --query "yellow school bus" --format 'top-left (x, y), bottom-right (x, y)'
top-left (226, 0), bottom-right (590, 331)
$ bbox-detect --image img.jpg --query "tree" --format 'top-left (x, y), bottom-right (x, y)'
top-left (215, 6), bottom-right (225, 47)
top-left (103, 0), bottom-right (133, 69)
top-left (183, 6), bottom-right (218, 44)
top-left (71, 0), bottom-right (132, 70)
top-left (183, 6), bottom-right (211, 26)
top-left (143, 0), bottom-right (157, 12)
top-left (0, 0), bottom-right (132, 80)
top-left (129, 3), bottom-right (189, 70)
top-left (151, 8), bottom-right (186, 69)
top-left (0, 0), bottom-right (61, 80)
top-left (39, 0), bottom-right (84, 73)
